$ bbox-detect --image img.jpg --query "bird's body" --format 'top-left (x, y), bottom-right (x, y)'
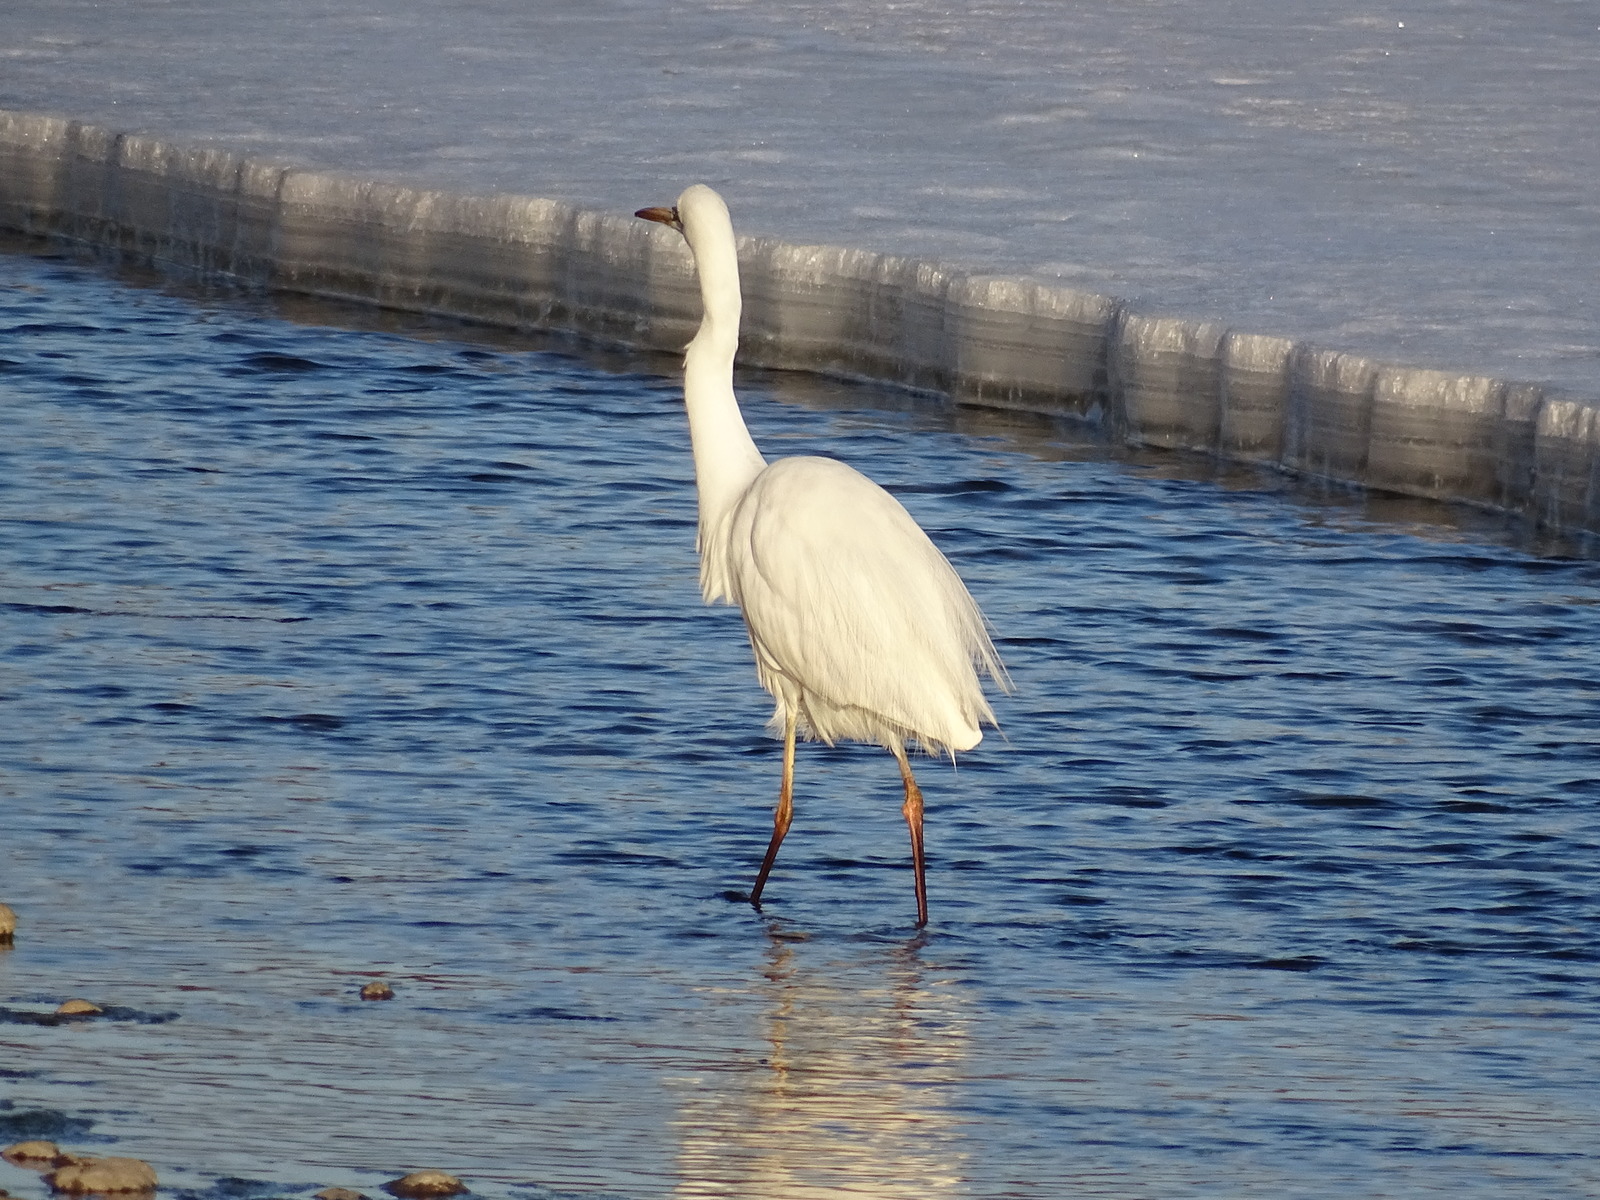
top-left (637, 184), bottom-right (1006, 926)
top-left (727, 454), bottom-right (998, 755)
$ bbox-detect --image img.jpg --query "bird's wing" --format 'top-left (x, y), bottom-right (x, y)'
top-left (724, 456), bottom-right (1000, 749)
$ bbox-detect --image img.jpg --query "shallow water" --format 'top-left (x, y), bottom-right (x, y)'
top-left (2, 251), bottom-right (1599, 1200)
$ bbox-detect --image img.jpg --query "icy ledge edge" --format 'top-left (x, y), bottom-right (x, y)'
top-left (3, 107), bottom-right (1596, 534)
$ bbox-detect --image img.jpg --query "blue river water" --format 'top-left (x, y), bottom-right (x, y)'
top-left (2, 248), bottom-right (1599, 1199)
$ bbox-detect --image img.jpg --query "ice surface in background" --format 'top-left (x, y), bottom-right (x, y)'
top-left (1, 0), bottom-right (1595, 395)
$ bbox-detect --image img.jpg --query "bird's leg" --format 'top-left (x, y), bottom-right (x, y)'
top-left (749, 709), bottom-right (797, 911)
top-left (892, 743), bottom-right (929, 928)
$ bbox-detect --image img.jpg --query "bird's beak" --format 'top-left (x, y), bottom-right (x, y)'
top-left (635, 205), bottom-right (682, 232)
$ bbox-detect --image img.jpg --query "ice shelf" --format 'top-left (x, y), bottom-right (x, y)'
top-left (3, 107), bottom-right (1597, 534)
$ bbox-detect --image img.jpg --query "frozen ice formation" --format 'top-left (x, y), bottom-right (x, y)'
top-left (2, 107), bottom-right (1596, 534)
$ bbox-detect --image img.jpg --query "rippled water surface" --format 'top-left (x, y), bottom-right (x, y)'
top-left (3, 251), bottom-right (1599, 1199)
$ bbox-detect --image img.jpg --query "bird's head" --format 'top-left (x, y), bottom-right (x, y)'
top-left (636, 185), bottom-right (740, 330)
top-left (635, 185), bottom-right (731, 247)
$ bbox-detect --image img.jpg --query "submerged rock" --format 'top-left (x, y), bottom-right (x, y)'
top-left (314, 1188), bottom-right (369, 1200)
top-left (0, 903), bottom-right (15, 943)
top-left (55, 1000), bottom-right (103, 1017)
top-left (358, 982), bottom-right (394, 1001)
top-left (382, 1171), bottom-right (465, 1198)
top-left (3, 1141), bottom-right (68, 1168)
top-left (47, 1157), bottom-right (158, 1194)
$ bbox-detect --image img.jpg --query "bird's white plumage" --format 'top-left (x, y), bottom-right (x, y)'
top-left (636, 183), bottom-right (1006, 924)
top-left (652, 183), bottom-right (1006, 759)
top-left (725, 455), bottom-right (1000, 754)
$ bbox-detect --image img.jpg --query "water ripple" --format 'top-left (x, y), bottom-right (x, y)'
top-left (2, 251), bottom-right (1599, 1199)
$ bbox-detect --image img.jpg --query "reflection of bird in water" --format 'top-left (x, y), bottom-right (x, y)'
top-left (672, 931), bottom-right (970, 1198)
top-left (636, 185), bottom-right (1008, 926)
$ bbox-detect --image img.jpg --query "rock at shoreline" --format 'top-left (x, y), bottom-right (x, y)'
top-left (47, 1157), bottom-right (158, 1194)
top-left (3, 1141), bottom-right (70, 1168)
top-left (382, 1170), bottom-right (466, 1198)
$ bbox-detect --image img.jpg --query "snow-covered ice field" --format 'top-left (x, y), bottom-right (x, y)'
top-left (2, 0), bottom-right (1596, 396)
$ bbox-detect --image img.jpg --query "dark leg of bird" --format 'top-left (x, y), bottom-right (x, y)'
top-left (893, 744), bottom-right (929, 927)
top-left (749, 711), bottom-right (797, 910)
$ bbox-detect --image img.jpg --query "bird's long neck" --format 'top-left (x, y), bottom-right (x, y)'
top-left (682, 223), bottom-right (766, 558)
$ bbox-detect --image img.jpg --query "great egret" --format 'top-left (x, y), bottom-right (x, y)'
top-left (636, 185), bottom-right (1008, 927)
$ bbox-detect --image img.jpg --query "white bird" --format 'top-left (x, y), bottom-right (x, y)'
top-left (636, 185), bottom-right (1008, 927)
